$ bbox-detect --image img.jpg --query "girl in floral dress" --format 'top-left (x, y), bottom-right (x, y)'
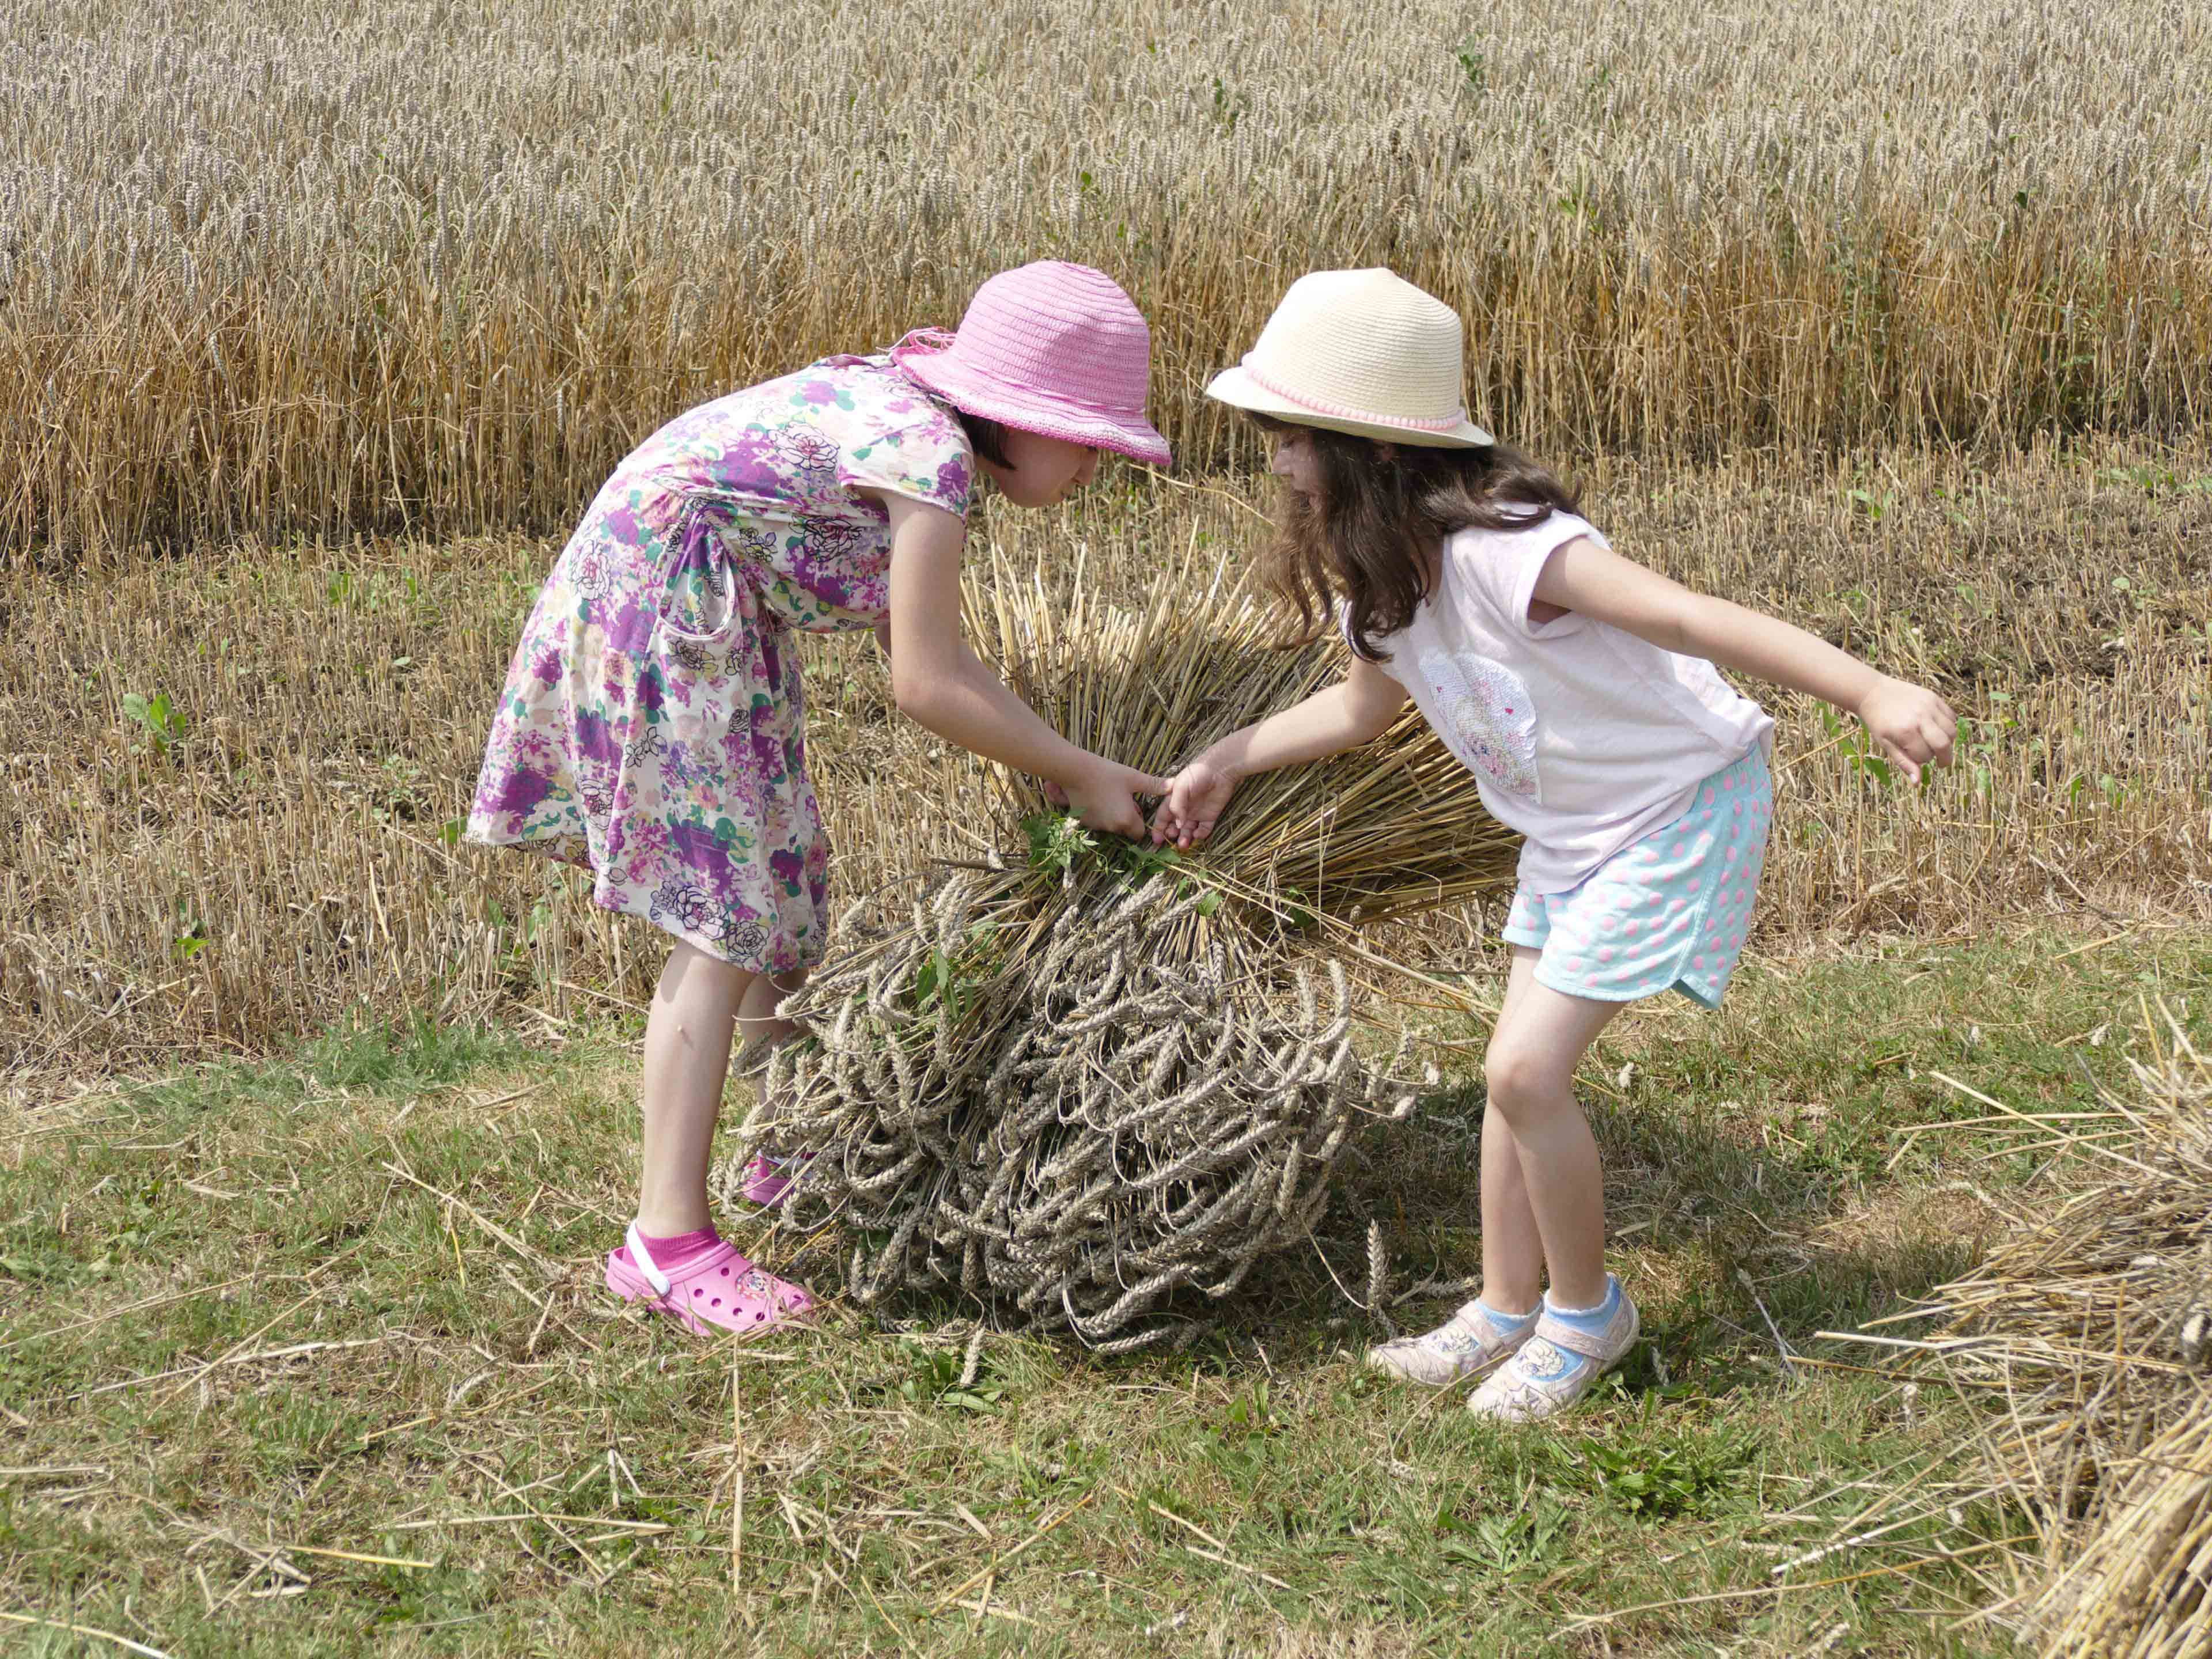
top-left (468, 263), bottom-right (1173, 1338)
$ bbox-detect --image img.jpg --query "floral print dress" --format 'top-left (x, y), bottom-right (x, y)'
top-left (467, 355), bottom-right (974, 974)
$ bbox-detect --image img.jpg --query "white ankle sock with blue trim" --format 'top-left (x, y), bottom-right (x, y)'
top-left (1543, 1277), bottom-right (1622, 1335)
top-left (1475, 1300), bottom-right (1539, 1334)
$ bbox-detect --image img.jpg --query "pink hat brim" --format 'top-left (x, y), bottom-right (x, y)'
top-left (893, 342), bottom-right (1172, 469)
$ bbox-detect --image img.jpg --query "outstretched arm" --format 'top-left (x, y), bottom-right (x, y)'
top-left (876, 494), bottom-right (1167, 837)
top-left (1152, 654), bottom-right (1408, 848)
top-left (1531, 536), bottom-right (1957, 781)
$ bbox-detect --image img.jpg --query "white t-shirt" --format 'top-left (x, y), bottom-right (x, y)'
top-left (1361, 511), bottom-right (1775, 893)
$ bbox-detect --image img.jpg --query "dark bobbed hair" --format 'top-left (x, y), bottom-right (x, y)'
top-left (953, 409), bottom-right (1013, 468)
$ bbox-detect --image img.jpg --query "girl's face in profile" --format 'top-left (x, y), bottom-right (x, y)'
top-left (1269, 427), bottom-right (1320, 498)
top-left (983, 430), bottom-right (1102, 507)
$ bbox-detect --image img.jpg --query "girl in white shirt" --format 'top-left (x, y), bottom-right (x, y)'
top-left (1155, 269), bottom-right (1956, 1421)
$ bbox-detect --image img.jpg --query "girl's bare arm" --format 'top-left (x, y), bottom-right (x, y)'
top-left (1152, 655), bottom-right (1407, 847)
top-left (875, 494), bottom-right (1166, 835)
top-left (1194, 655), bottom-right (1408, 779)
top-left (1532, 535), bottom-right (1958, 780)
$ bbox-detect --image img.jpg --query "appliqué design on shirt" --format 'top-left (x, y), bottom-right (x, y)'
top-left (1418, 647), bottom-right (1540, 798)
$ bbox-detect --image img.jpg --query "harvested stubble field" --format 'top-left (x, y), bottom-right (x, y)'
top-left (6, 444), bottom-right (2207, 1080)
top-left (3, 443), bottom-right (2210, 1654)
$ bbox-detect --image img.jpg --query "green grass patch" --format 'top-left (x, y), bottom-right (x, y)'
top-left (3, 927), bottom-right (2200, 1654)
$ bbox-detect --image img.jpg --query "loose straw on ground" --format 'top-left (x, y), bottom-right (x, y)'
top-left (1819, 999), bottom-right (2212, 1652)
top-left (730, 1349), bottom-right (744, 1601)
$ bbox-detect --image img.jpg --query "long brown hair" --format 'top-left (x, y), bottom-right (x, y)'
top-left (1253, 415), bottom-right (1581, 663)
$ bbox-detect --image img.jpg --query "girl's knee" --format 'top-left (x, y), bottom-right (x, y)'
top-left (1483, 1039), bottom-right (1573, 1117)
top-left (660, 941), bottom-right (754, 1007)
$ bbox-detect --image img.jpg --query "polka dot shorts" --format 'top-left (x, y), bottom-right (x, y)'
top-left (1502, 748), bottom-right (1772, 1010)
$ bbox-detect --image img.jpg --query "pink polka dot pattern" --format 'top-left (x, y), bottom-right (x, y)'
top-left (1497, 747), bottom-right (1772, 1012)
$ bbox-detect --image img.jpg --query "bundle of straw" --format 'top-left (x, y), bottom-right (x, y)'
top-left (1828, 1003), bottom-right (2212, 1654)
top-left (970, 541), bottom-right (1522, 927)
top-left (730, 548), bottom-right (1517, 1347)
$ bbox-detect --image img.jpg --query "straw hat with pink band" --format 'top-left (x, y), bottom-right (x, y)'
top-left (891, 262), bottom-right (1173, 469)
top-left (1206, 268), bottom-right (1495, 449)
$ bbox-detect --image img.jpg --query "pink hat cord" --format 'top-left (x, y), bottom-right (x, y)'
top-left (890, 327), bottom-right (957, 360)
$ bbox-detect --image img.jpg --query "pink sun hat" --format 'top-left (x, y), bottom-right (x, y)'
top-left (890, 262), bottom-right (1172, 468)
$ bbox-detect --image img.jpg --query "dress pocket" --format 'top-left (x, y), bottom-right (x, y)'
top-left (654, 505), bottom-right (741, 647)
top-left (1418, 648), bottom-right (1541, 799)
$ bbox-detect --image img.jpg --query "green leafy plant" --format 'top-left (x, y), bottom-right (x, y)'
top-left (1577, 1432), bottom-right (1746, 1518)
top-left (1456, 36), bottom-right (1487, 96)
top-left (864, 1339), bottom-right (1006, 1412)
top-left (1434, 1494), bottom-right (1571, 1575)
top-left (1845, 485), bottom-right (1896, 522)
top-left (1209, 75), bottom-right (1248, 132)
top-left (120, 689), bottom-right (187, 755)
top-left (2098, 463), bottom-right (2212, 497)
top-left (1024, 810), bottom-right (1100, 877)
top-left (1195, 1381), bottom-right (1285, 1474)
top-left (908, 921), bottom-right (1002, 1023)
top-left (1820, 704), bottom-right (1899, 788)
top-left (171, 901), bottom-right (210, 962)
top-left (1021, 812), bottom-right (1224, 915)
top-left (1956, 710), bottom-right (2012, 799)
top-left (369, 754), bottom-right (427, 822)
top-left (1214, 1380), bottom-right (1283, 1441)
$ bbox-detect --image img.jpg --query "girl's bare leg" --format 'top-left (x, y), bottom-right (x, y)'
top-left (736, 967), bottom-right (808, 1054)
top-left (1479, 948), bottom-right (1623, 1312)
top-left (1476, 948), bottom-right (1550, 1315)
top-left (636, 941), bottom-right (754, 1236)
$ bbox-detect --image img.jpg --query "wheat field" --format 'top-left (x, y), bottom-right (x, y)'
top-left (3, 0), bottom-right (2210, 552)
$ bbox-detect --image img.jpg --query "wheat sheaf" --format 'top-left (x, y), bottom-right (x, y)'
top-left (729, 550), bottom-right (1520, 1349)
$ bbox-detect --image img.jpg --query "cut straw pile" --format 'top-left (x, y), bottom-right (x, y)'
top-left (1832, 1003), bottom-right (2212, 1655)
top-left (728, 547), bottom-right (1520, 1350)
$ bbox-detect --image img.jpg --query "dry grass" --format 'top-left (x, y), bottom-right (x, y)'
top-left (1816, 1002), bottom-right (2212, 1654)
top-left (5, 0), bottom-right (2210, 552)
top-left (5, 444), bottom-right (2207, 1085)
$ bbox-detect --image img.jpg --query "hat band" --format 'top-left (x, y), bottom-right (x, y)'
top-left (893, 328), bottom-right (1143, 418)
top-left (1241, 357), bottom-right (1468, 434)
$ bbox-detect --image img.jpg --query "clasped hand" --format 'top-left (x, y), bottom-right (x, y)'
top-left (1857, 677), bottom-right (1957, 783)
top-left (1041, 757), bottom-right (1173, 841)
top-left (1149, 758), bottom-right (1235, 850)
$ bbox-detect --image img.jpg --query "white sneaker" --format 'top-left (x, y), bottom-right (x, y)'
top-left (1467, 1278), bottom-right (1640, 1422)
top-left (1367, 1300), bottom-right (1538, 1387)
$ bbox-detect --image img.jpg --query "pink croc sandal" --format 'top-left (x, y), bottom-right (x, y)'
top-left (604, 1223), bottom-right (816, 1339)
top-left (739, 1153), bottom-right (810, 1209)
